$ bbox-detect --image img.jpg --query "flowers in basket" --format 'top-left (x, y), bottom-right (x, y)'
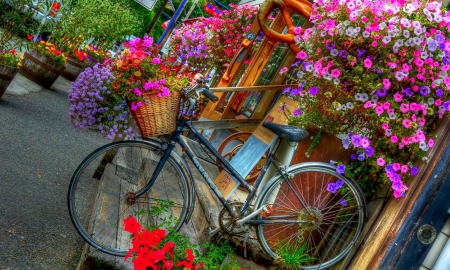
top-left (84, 44), bottom-right (111, 63)
top-left (69, 36), bottom-right (193, 140)
top-left (28, 40), bottom-right (66, 67)
top-left (0, 49), bottom-right (21, 67)
top-left (285, 0), bottom-right (450, 199)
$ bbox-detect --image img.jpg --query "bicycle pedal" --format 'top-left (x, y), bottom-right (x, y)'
top-left (260, 205), bottom-right (273, 218)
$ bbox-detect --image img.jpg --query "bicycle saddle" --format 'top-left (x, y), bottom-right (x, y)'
top-left (263, 122), bottom-right (309, 142)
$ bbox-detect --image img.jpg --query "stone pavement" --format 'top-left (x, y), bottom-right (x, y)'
top-left (0, 74), bottom-right (264, 269)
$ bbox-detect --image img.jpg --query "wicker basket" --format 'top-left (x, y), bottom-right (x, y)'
top-left (129, 91), bottom-right (181, 138)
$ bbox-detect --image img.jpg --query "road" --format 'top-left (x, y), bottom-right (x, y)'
top-left (0, 74), bottom-right (108, 269)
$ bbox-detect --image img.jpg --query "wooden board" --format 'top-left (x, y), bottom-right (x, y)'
top-left (214, 96), bottom-right (299, 199)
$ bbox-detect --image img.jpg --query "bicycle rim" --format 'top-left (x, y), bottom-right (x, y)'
top-left (68, 140), bottom-right (190, 256)
top-left (255, 163), bottom-right (365, 269)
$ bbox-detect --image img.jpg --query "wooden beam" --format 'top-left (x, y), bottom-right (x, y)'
top-left (209, 84), bottom-right (295, 93)
top-left (191, 118), bottom-right (262, 130)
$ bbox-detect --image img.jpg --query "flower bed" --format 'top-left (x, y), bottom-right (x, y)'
top-left (285, 0), bottom-right (450, 199)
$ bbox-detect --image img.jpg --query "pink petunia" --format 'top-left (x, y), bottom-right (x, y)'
top-left (382, 123), bottom-right (389, 130)
top-left (364, 58), bottom-right (372, 68)
top-left (428, 138), bottom-right (435, 148)
top-left (383, 101), bottom-right (391, 109)
top-left (392, 163), bottom-right (401, 171)
top-left (297, 51), bottom-right (307, 59)
top-left (391, 136), bottom-right (398, 143)
top-left (435, 99), bottom-right (442, 106)
top-left (400, 165), bottom-right (409, 174)
top-left (361, 138), bottom-right (371, 148)
top-left (331, 68), bottom-right (341, 78)
top-left (383, 78), bottom-right (391, 90)
top-left (375, 106), bottom-right (384, 115)
top-left (279, 67), bottom-right (289, 74)
top-left (402, 119), bottom-right (412, 128)
top-left (377, 157), bottom-right (386, 166)
top-left (394, 92), bottom-right (403, 102)
top-left (418, 118), bottom-right (426, 126)
top-left (399, 103), bottom-right (410, 113)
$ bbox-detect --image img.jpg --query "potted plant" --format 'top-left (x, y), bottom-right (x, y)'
top-left (0, 0), bottom-right (42, 98)
top-left (68, 36), bottom-right (193, 140)
top-left (60, 48), bottom-right (91, 81)
top-left (284, 0), bottom-right (450, 199)
top-left (19, 39), bottom-right (66, 88)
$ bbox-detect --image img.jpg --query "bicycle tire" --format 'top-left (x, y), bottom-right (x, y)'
top-left (255, 162), bottom-right (365, 270)
top-left (68, 140), bottom-right (190, 256)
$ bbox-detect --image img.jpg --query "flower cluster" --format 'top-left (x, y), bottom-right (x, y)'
top-left (110, 36), bottom-right (191, 111)
top-left (84, 44), bottom-right (110, 62)
top-left (29, 41), bottom-right (66, 67)
top-left (69, 49), bottom-right (89, 63)
top-left (0, 49), bottom-right (21, 67)
top-left (68, 63), bottom-right (137, 140)
top-left (168, 3), bottom-right (258, 74)
top-left (286, 0), bottom-right (450, 198)
top-left (124, 216), bottom-right (203, 270)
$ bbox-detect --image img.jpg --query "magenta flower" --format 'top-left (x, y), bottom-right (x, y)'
top-left (377, 157), bottom-right (386, 166)
top-left (399, 103), bottom-right (410, 113)
top-left (381, 123), bottom-right (389, 130)
top-left (361, 137), bottom-right (370, 148)
top-left (428, 139), bottom-right (434, 148)
top-left (392, 163), bottom-right (401, 171)
top-left (364, 58), bottom-right (372, 68)
top-left (296, 51), bottom-right (307, 59)
top-left (375, 106), bottom-right (384, 115)
top-left (394, 92), bottom-right (403, 102)
top-left (331, 68), bottom-right (341, 78)
top-left (391, 136), bottom-right (398, 143)
top-left (400, 165), bottom-right (409, 174)
top-left (152, 57), bottom-right (161, 64)
top-left (402, 119), bottom-right (412, 128)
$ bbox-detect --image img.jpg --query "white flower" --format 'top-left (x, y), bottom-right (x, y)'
top-left (400, 18), bottom-right (410, 27)
top-left (413, 37), bottom-right (421, 46)
top-left (393, 46), bottom-right (399, 53)
top-left (423, 8), bottom-right (431, 16)
top-left (403, 30), bottom-right (410, 38)
top-left (355, 0), bottom-right (361, 6)
top-left (346, 102), bottom-right (354, 109)
top-left (414, 27), bottom-right (422, 36)
top-left (379, 22), bottom-right (386, 30)
top-left (427, 15), bottom-right (434, 22)
top-left (339, 0), bottom-right (346, 5)
top-left (323, 73), bottom-right (332, 80)
top-left (347, 2), bottom-right (355, 9)
top-left (389, 113), bottom-right (396, 120)
top-left (297, 71), bottom-right (304, 78)
top-left (346, 28), bottom-right (354, 36)
top-left (360, 93), bottom-right (369, 102)
top-left (371, 95), bottom-right (379, 102)
top-left (320, 31), bottom-right (327, 37)
top-left (382, 36), bottom-right (391, 44)
top-left (362, 31), bottom-right (370, 38)
top-left (305, 65), bottom-right (313, 72)
top-left (343, 20), bottom-right (350, 26)
top-left (428, 98), bottom-right (435, 105)
top-left (420, 51), bottom-right (428, 59)
top-left (395, 39), bottom-right (404, 47)
top-left (395, 71), bottom-right (405, 81)
top-left (412, 20), bottom-right (421, 28)
top-left (333, 78), bottom-right (340, 85)
top-left (354, 27), bottom-right (361, 33)
top-left (313, 70), bottom-right (319, 77)
top-left (434, 14), bottom-right (442, 23)
top-left (330, 49), bottom-right (339, 56)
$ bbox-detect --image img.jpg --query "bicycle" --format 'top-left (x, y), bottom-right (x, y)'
top-left (68, 80), bottom-right (366, 269)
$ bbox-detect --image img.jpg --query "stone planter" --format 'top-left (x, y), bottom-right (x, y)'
top-left (60, 57), bottom-right (90, 81)
top-left (0, 63), bottom-right (19, 99)
top-left (19, 49), bottom-right (66, 89)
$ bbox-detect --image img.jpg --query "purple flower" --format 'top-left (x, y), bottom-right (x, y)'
top-left (365, 146), bottom-right (375, 157)
top-left (411, 166), bottom-right (419, 175)
top-left (351, 135), bottom-right (362, 147)
top-left (435, 34), bottom-right (445, 44)
top-left (357, 153), bottom-right (365, 161)
top-left (292, 108), bottom-right (303, 116)
top-left (428, 39), bottom-right (438, 51)
top-left (419, 86), bottom-right (430, 96)
top-left (342, 138), bottom-right (350, 149)
top-left (340, 199), bottom-right (347, 206)
top-left (327, 183), bottom-right (337, 193)
top-left (335, 180), bottom-right (345, 188)
top-left (436, 88), bottom-right (444, 97)
top-left (336, 164), bottom-right (346, 174)
top-left (350, 154), bottom-right (356, 160)
top-left (376, 88), bottom-right (387, 98)
top-left (309, 86), bottom-right (319, 95)
top-left (404, 87), bottom-right (413, 97)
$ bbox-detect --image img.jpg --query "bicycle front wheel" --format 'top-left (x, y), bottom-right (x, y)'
top-left (255, 162), bottom-right (365, 270)
top-left (68, 140), bottom-right (190, 256)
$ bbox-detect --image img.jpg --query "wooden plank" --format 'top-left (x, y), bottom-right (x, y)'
top-left (346, 118), bottom-right (450, 269)
top-left (191, 118), bottom-right (262, 130)
top-left (209, 84), bottom-right (295, 93)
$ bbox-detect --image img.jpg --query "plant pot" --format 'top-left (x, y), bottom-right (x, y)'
top-left (60, 57), bottom-right (91, 81)
top-left (19, 49), bottom-right (66, 89)
top-left (0, 63), bottom-right (19, 99)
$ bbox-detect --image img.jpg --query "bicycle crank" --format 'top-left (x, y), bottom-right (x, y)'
top-left (219, 202), bottom-right (252, 235)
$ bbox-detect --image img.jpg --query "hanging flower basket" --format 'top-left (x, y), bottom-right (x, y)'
top-left (0, 63), bottom-right (19, 99)
top-left (19, 48), bottom-right (66, 88)
top-left (128, 91), bottom-right (181, 138)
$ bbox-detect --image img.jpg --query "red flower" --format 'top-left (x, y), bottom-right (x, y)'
top-left (123, 216), bottom-right (142, 235)
top-left (26, 34), bottom-right (33, 40)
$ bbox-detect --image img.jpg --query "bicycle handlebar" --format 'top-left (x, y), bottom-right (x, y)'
top-left (201, 87), bottom-right (218, 103)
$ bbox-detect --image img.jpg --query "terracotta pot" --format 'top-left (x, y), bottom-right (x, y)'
top-left (60, 57), bottom-right (90, 81)
top-left (19, 49), bottom-right (66, 88)
top-left (0, 63), bottom-right (19, 99)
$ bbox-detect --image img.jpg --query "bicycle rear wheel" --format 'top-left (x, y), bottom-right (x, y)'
top-left (255, 162), bottom-right (365, 269)
top-left (68, 140), bottom-right (190, 256)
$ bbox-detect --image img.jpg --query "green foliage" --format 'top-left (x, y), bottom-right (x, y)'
top-left (52, 0), bottom-right (143, 51)
top-left (275, 241), bottom-right (315, 270)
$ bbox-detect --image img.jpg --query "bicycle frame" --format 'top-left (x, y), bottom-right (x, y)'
top-left (133, 117), bottom-right (283, 221)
